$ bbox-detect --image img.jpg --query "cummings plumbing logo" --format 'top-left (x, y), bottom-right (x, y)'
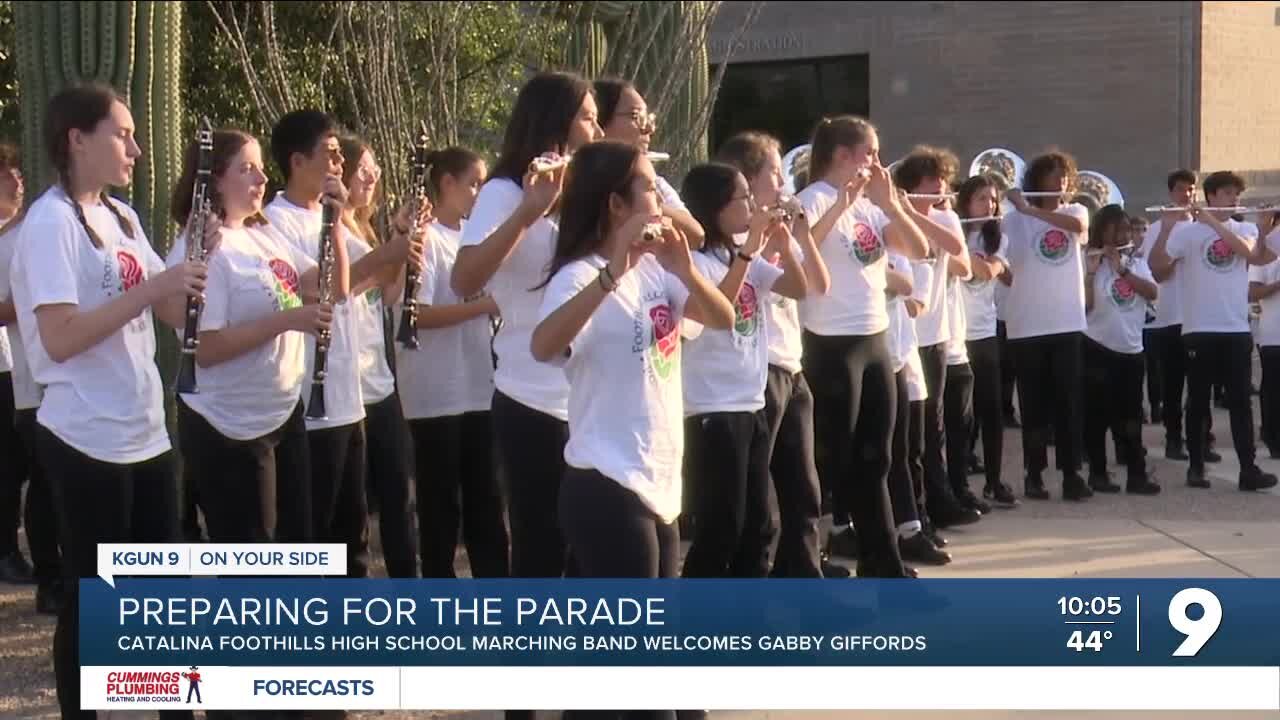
top-left (104, 666), bottom-right (204, 705)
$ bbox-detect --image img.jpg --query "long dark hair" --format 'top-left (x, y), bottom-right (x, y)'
top-left (1022, 150), bottom-right (1078, 208)
top-left (339, 135), bottom-right (381, 245)
top-left (44, 82), bottom-right (135, 245)
top-left (1088, 204), bottom-right (1129, 250)
top-left (956, 174), bottom-right (1002, 256)
top-left (170, 128), bottom-right (259, 227)
top-left (593, 77), bottom-right (634, 128)
top-left (538, 140), bottom-right (641, 288)
top-left (681, 162), bottom-right (741, 257)
top-left (803, 115), bottom-right (874, 190)
top-left (489, 71), bottom-right (593, 185)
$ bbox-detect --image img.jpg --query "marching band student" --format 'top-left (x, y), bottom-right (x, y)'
top-left (892, 149), bottom-right (984, 524)
top-left (1130, 214), bottom-right (1163, 422)
top-left (1149, 171), bottom-right (1279, 491)
top-left (1082, 205), bottom-right (1161, 494)
top-left (338, 136), bottom-right (416, 579)
top-left (530, 140), bottom-right (734, 577)
top-left (942, 250), bottom-right (980, 508)
top-left (678, 162), bottom-right (806, 578)
top-left (1002, 151), bottom-right (1092, 501)
top-left (1144, 170), bottom-right (1198, 460)
top-left (398, 146), bottom-right (511, 578)
top-left (715, 130), bottom-right (830, 578)
top-left (11, 82), bottom-right (210, 719)
top-left (165, 129), bottom-right (331, 551)
top-left (956, 175), bottom-right (1018, 506)
top-left (595, 77), bottom-right (703, 249)
top-left (1249, 235), bottom-right (1280, 459)
top-left (451, 71), bottom-right (602, 579)
top-left (795, 115), bottom-right (931, 578)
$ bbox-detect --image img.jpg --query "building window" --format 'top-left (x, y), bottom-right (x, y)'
top-left (709, 54), bottom-right (870, 154)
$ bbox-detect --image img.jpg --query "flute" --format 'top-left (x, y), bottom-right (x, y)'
top-left (905, 193), bottom-right (955, 201)
top-left (528, 150), bottom-right (671, 175)
top-left (174, 117), bottom-right (215, 396)
top-left (1086, 244), bottom-right (1135, 258)
top-left (1144, 205), bottom-right (1278, 215)
top-left (959, 215), bottom-right (1000, 224)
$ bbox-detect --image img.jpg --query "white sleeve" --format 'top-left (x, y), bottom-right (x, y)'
top-left (417, 232), bottom-right (440, 306)
top-left (657, 176), bottom-right (687, 212)
top-left (0, 228), bottom-right (17, 302)
top-left (142, 241), bottom-right (165, 278)
top-left (460, 180), bottom-right (522, 249)
top-left (22, 210), bottom-right (82, 310)
top-left (747, 255), bottom-right (785, 295)
top-left (1165, 224), bottom-right (1190, 261)
top-left (198, 257), bottom-right (231, 332)
top-left (166, 232), bottom-right (188, 268)
top-left (1128, 257), bottom-right (1155, 283)
top-left (1250, 260), bottom-right (1275, 285)
top-left (1266, 227), bottom-right (1280, 257)
top-left (796, 187), bottom-right (834, 227)
top-left (536, 260), bottom-right (600, 367)
top-left (663, 267), bottom-right (691, 319)
top-left (1065, 203), bottom-right (1090, 244)
top-left (865, 201), bottom-right (892, 238)
top-left (910, 261), bottom-right (933, 307)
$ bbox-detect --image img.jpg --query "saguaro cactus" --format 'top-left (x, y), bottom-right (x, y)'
top-left (14, 0), bottom-right (184, 257)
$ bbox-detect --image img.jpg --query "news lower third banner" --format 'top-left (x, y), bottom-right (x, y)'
top-left (79, 546), bottom-right (1280, 711)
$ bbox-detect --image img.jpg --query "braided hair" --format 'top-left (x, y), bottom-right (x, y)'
top-left (44, 83), bottom-right (135, 248)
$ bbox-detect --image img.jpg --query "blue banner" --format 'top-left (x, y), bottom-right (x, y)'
top-left (80, 578), bottom-right (1279, 667)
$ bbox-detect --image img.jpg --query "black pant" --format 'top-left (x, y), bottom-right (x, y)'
top-left (888, 370), bottom-right (920, 529)
top-left (363, 393), bottom-right (415, 578)
top-left (492, 390), bottom-right (569, 577)
top-left (997, 320), bottom-right (1018, 417)
top-left (1144, 327), bottom-right (1163, 414)
top-left (762, 366), bottom-right (822, 578)
top-left (1185, 332), bottom-right (1255, 471)
top-left (178, 398), bottom-right (313, 543)
top-left (1146, 324), bottom-right (1186, 445)
top-left (1261, 346), bottom-right (1280, 453)
top-left (801, 330), bottom-right (904, 577)
top-left (945, 362), bottom-right (975, 496)
top-left (411, 411), bottom-right (509, 578)
top-left (909, 400), bottom-right (927, 518)
top-left (0, 372), bottom-right (25, 558)
top-left (11, 409), bottom-right (60, 585)
top-left (38, 426), bottom-right (179, 720)
top-left (1010, 331), bottom-right (1084, 474)
top-left (683, 410), bottom-right (775, 578)
top-left (967, 337), bottom-right (1004, 489)
top-left (919, 343), bottom-right (960, 513)
top-left (559, 467), bottom-right (678, 578)
top-left (310, 421), bottom-right (370, 578)
top-left (1083, 338), bottom-right (1147, 478)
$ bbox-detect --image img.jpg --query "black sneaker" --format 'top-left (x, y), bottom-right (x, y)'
top-left (1205, 448), bottom-right (1223, 464)
top-left (1239, 465), bottom-right (1279, 492)
top-left (827, 527), bottom-right (859, 559)
top-left (983, 482), bottom-right (1020, 508)
top-left (0, 551), bottom-right (34, 585)
top-left (931, 502), bottom-right (982, 528)
top-left (899, 532), bottom-right (952, 566)
top-left (921, 517), bottom-right (948, 548)
top-left (1165, 442), bottom-right (1189, 461)
top-left (1025, 472), bottom-right (1051, 500)
top-left (956, 487), bottom-right (992, 514)
top-left (1063, 473), bottom-right (1092, 501)
top-left (820, 556), bottom-right (851, 578)
top-left (1087, 472), bottom-right (1122, 494)
top-left (1126, 472), bottom-right (1162, 495)
top-left (1187, 467), bottom-right (1211, 489)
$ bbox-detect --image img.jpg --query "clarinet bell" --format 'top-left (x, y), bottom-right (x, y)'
top-left (396, 306), bottom-right (420, 349)
top-left (174, 355), bottom-right (198, 395)
top-left (305, 381), bottom-right (328, 421)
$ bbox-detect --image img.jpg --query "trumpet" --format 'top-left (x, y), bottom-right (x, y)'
top-left (175, 117), bottom-right (215, 396)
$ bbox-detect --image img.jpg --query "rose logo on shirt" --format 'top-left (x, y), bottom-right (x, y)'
top-left (849, 222), bottom-right (884, 265)
top-left (649, 304), bottom-right (679, 380)
top-left (116, 251), bottom-right (143, 291)
top-left (1203, 237), bottom-right (1236, 273)
top-left (268, 258), bottom-right (302, 310)
top-left (734, 282), bottom-right (759, 337)
top-left (1037, 229), bottom-right (1071, 265)
top-left (1109, 275), bottom-right (1137, 308)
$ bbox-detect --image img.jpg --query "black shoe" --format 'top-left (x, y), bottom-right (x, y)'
top-left (1239, 465), bottom-right (1279, 491)
top-left (921, 517), bottom-right (948, 548)
top-left (983, 482), bottom-right (1020, 508)
top-left (856, 560), bottom-right (913, 578)
top-left (967, 455), bottom-right (985, 476)
top-left (820, 557), bottom-right (851, 579)
top-left (35, 580), bottom-right (64, 616)
top-left (1025, 472), bottom-right (1051, 500)
top-left (1063, 473), bottom-right (1092, 501)
top-left (1003, 412), bottom-right (1021, 428)
top-left (1165, 442), bottom-right (1189, 461)
top-left (931, 502), bottom-right (982, 528)
top-left (827, 527), bottom-right (859, 559)
top-left (899, 532), bottom-right (952, 566)
top-left (956, 487), bottom-right (992, 514)
top-left (1205, 448), bottom-right (1223, 464)
top-left (1187, 467), bottom-right (1211, 489)
top-left (0, 551), bottom-right (35, 585)
top-left (1088, 472), bottom-right (1122, 494)
top-left (1126, 472), bottom-right (1162, 495)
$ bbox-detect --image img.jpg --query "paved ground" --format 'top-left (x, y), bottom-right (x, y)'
top-left (2, 403), bottom-right (1278, 719)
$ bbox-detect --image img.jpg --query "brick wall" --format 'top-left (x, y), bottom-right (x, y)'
top-left (710, 1), bottom-right (1199, 211)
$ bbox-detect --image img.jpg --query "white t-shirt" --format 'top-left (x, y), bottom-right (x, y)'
top-left (460, 178), bottom-right (568, 421)
top-left (0, 221), bottom-right (41, 410)
top-left (346, 232), bottom-right (397, 406)
top-left (904, 257), bottom-right (932, 402)
top-left (263, 195), bottom-right (365, 429)
top-left (12, 186), bottom-right (170, 463)
top-left (764, 239), bottom-right (807, 374)
top-left (796, 182), bottom-right (891, 336)
top-left (397, 221), bottom-right (495, 419)
top-left (656, 176), bottom-right (686, 212)
top-left (1164, 219), bottom-right (1256, 335)
top-left (1002, 203), bottom-right (1091, 340)
top-left (912, 208), bottom-right (964, 348)
top-left (1144, 219), bottom-right (1185, 329)
top-left (1085, 257), bottom-right (1154, 355)
top-left (683, 250), bottom-right (783, 415)
top-left (885, 252), bottom-right (916, 373)
top-left (945, 276), bottom-right (969, 366)
top-left (1250, 257), bottom-right (1280, 347)
top-left (538, 254), bottom-right (690, 524)
top-left (165, 223), bottom-right (316, 439)
top-left (962, 230), bottom-right (1009, 341)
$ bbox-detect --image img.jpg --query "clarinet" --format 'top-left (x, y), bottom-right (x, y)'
top-left (305, 198), bottom-right (339, 420)
top-left (395, 124), bottom-right (432, 349)
top-left (175, 117), bottom-right (216, 395)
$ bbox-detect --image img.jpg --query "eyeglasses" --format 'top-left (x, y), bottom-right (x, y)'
top-left (627, 110), bottom-right (657, 135)
top-left (356, 163), bottom-right (382, 182)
